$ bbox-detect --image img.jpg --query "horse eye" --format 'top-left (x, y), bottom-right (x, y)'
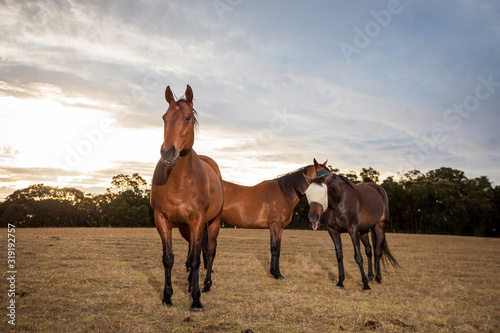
top-left (185, 116), bottom-right (191, 121)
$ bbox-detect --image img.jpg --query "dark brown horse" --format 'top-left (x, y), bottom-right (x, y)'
top-left (150, 85), bottom-right (224, 311)
top-left (305, 171), bottom-right (400, 290)
top-left (221, 159), bottom-right (330, 279)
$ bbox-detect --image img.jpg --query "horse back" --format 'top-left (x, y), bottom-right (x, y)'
top-left (221, 180), bottom-right (285, 229)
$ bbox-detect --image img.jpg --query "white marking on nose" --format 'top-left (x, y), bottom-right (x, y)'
top-left (305, 183), bottom-right (328, 210)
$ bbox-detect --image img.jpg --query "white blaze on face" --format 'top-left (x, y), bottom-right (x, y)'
top-left (305, 183), bottom-right (328, 211)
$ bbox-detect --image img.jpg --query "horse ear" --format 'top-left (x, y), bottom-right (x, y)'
top-left (185, 85), bottom-right (193, 106)
top-left (165, 86), bottom-right (175, 104)
top-left (313, 158), bottom-right (319, 169)
top-left (322, 160), bottom-right (328, 166)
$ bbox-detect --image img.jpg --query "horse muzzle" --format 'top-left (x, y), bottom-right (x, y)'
top-left (308, 211), bottom-right (320, 231)
top-left (161, 145), bottom-right (179, 167)
top-left (308, 212), bottom-right (319, 230)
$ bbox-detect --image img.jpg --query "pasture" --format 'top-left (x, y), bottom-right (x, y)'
top-left (2, 228), bottom-right (499, 332)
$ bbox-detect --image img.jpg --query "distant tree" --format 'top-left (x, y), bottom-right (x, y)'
top-left (0, 174), bottom-right (154, 228)
top-left (344, 170), bottom-right (360, 183)
top-left (0, 184), bottom-right (89, 227)
top-left (360, 167), bottom-right (380, 183)
top-left (461, 176), bottom-right (496, 236)
top-left (327, 165), bottom-right (340, 174)
top-left (381, 176), bottom-right (406, 232)
top-left (102, 173), bottom-right (153, 227)
top-left (110, 173), bottom-right (147, 193)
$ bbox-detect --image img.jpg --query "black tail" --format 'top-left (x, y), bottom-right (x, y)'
top-left (371, 229), bottom-right (401, 270)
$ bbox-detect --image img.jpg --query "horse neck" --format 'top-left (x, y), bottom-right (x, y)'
top-left (168, 149), bottom-right (198, 181)
top-left (330, 180), bottom-right (356, 203)
top-left (284, 180), bottom-right (307, 207)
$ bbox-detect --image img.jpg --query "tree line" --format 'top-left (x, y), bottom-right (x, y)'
top-left (1, 168), bottom-right (499, 237)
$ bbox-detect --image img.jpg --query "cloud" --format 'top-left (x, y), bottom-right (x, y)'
top-left (1, 0), bottom-right (499, 196)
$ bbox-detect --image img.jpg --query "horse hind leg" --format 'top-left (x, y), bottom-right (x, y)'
top-left (202, 215), bottom-right (221, 293)
top-left (178, 227), bottom-right (191, 272)
top-left (372, 228), bottom-right (385, 283)
top-left (361, 232), bottom-right (373, 281)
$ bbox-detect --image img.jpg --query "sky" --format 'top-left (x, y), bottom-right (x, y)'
top-left (1, 0), bottom-right (499, 200)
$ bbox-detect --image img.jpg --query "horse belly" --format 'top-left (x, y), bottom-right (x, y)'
top-left (222, 202), bottom-right (269, 228)
top-left (200, 158), bottom-right (224, 221)
top-left (357, 203), bottom-right (383, 231)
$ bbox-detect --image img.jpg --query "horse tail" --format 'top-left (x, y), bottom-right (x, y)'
top-left (372, 229), bottom-right (402, 270)
top-left (381, 238), bottom-right (402, 270)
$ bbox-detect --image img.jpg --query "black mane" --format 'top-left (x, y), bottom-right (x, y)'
top-left (275, 165), bottom-right (311, 198)
top-left (329, 173), bottom-right (356, 193)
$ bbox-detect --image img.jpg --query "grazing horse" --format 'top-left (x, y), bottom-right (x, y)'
top-left (221, 159), bottom-right (330, 279)
top-left (305, 172), bottom-right (400, 290)
top-left (150, 85), bottom-right (224, 311)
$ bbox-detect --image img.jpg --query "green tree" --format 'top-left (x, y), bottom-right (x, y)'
top-left (360, 167), bottom-right (380, 183)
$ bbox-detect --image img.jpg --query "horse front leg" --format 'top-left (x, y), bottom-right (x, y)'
top-left (349, 225), bottom-right (371, 290)
top-left (269, 225), bottom-right (284, 279)
top-left (187, 215), bottom-right (206, 312)
top-left (360, 232), bottom-right (373, 281)
top-left (203, 214), bottom-right (221, 292)
top-left (154, 210), bottom-right (175, 306)
top-left (327, 224), bottom-right (345, 288)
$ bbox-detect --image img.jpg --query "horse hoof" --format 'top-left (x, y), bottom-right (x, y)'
top-left (272, 273), bottom-right (285, 280)
top-left (162, 300), bottom-right (173, 307)
top-left (190, 303), bottom-right (204, 312)
top-left (363, 285), bottom-right (371, 291)
top-left (202, 284), bottom-right (212, 293)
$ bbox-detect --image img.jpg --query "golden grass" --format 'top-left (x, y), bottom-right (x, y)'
top-left (1, 228), bottom-right (499, 332)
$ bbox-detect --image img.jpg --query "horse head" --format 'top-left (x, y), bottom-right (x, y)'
top-left (160, 85), bottom-right (198, 167)
top-left (304, 162), bottom-right (334, 230)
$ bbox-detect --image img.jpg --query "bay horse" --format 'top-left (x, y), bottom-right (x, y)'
top-left (221, 159), bottom-right (330, 279)
top-left (150, 85), bottom-right (224, 311)
top-left (305, 171), bottom-right (400, 290)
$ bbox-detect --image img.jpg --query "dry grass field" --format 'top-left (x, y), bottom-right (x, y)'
top-left (1, 227), bottom-right (499, 332)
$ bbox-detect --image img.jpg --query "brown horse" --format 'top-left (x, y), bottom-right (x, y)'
top-left (221, 159), bottom-right (330, 279)
top-left (150, 85), bottom-right (224, 311)
top-left (305, 172), bottom-right (400, 290)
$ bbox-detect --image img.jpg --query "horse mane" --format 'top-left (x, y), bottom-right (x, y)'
top-left (329, 173), bottom-right (356, 193)
top-left (275, 165), bottom-right (310, 198)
